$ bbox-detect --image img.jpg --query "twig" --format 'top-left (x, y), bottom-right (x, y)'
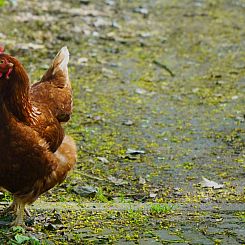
top-left (153, 60), bottom-right (175, 77)
top-left (79, 173), bottom-right (106, 181)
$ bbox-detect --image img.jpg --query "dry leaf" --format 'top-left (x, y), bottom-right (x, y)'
top-left (200, 177), bottom-right (224, 189)
top-left (108, 176), bottom-right (128, 186)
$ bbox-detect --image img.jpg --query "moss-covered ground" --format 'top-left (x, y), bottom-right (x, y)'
top-left (0, 0), bottom-right (244, 244)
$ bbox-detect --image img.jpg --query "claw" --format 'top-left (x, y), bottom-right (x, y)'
top-left (1, 198), bottom-right (33, 230)
top-left (24, 208), bottom-right (31, 217)
top-left (9, 201), bottom-right (25, 227)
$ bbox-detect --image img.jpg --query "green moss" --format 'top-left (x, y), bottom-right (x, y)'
top-left (0, 0), bottom-right (245, 243)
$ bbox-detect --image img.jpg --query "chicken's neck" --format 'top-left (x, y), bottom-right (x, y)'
top-left (1, 65), bottom-right (37, 124)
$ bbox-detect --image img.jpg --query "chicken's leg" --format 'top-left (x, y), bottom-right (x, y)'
top-left (10, 199), bottom-right (25, 227)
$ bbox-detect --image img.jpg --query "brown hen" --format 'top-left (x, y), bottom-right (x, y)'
top-left (0, 46), bottom-right (76, 227)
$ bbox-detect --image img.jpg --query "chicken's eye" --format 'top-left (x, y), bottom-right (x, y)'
top-left (0, 60), bottom-right (4, 64)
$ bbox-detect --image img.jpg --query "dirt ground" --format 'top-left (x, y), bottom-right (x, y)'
top-left (0, 0), bottom-right (244, 244)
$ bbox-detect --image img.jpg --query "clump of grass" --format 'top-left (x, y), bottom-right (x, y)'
top-left (95, 187), bottom-right (108, 203)
top-left (150, 203), bottom-right (175, 215)
top-left (235, 212), bottom-right (245, 222)
top-left (1, 192), bottom-right (13, 202)
top-left (1, 226), bottom-right (40, 245)
top-left (124, 209), bottom-right (149, 225)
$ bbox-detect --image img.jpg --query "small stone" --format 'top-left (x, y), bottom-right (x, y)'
top-left (231, 95), bottom-right (239, 100)
top-left (139, 32), bottom-right (151, 38)
top-left (134, 7), bottom-right (149, 16)
top-left (135, 88), bottom-right (147, 94)
top-left (72, 185), bottom-right (97, 197)
top-left (78, 57), bottom-right (88, 64)
top-left (192, 88), bottom-right (199, 93)
top-left (123, 120), bottom-right (134, 126)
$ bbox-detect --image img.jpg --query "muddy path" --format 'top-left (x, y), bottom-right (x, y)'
top-left (0, 0), bottom-right (244, 244)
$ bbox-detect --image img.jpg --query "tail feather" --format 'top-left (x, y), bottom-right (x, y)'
top-left (52, 46), bottom-right (69, 82)
top-left (40, 46), bottom-right (70, 87)
top-left (31, 46), bottom-right (73, 123)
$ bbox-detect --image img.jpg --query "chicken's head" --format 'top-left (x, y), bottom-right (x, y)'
top-left (0, 46), bottom-right (14, 79)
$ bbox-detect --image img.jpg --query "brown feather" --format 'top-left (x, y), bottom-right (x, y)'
top-left (0, 47), bottom-right (76, 226)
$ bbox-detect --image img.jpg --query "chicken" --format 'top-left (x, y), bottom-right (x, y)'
top-left (0, 46), bottom-right (76, 227)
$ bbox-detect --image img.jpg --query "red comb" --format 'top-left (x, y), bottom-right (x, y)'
top-left (0, 46), bottom-right (4, 54)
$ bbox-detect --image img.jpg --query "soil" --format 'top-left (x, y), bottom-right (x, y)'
top-left (0, 0), bottom-right (244, 244)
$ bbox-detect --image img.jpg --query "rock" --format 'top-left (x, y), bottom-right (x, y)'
top-left (72, 185), bottom-right (97, 197)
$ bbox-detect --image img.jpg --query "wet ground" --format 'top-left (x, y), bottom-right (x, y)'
top-left (0, 0), bottom-right (244, 244)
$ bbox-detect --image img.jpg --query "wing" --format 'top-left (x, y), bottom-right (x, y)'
top-left (0, 122), bottom-right (58, 196)
top-left (0, 122), bottom-right (75, 202)
top-left (30, 47), bottom-right (72, 122)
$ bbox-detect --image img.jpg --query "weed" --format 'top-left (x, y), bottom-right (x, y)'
top-left (235, 212), bottom-right (245, 222)
top-left (1, 192), bottom-right (13, 202)
top-left (150, 203), bottom-right (175, 215)
top-left (95, 188), bottom-right (108, 203)
top-left (125, 209), bottom-right (148, 225)
top-left (7, 226), bottom-right (40, 245)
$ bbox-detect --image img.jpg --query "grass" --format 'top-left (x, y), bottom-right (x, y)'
top-left (0, 226), bottom-right (39, 245)
top-left (95, 187), bottom-right (108, 203)
top-left (150, 203), bottom-right (175, 215)
top-left (0, 0), bottom-right (245, 243)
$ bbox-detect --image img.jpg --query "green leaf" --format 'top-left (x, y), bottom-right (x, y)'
top-left (12, 226), bottom-right (25, 233)
top-left (14, 234), bottom-right (30, 244)
top-left (30, 236), bottom-right (40, 245)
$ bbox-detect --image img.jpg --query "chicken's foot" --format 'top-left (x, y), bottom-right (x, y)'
top-left (6, 198), bottom-right (34, 230)
top-left (9, 201), bottom-right (25, 227)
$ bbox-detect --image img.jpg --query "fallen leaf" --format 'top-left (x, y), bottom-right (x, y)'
top-left (135, 88), bottom-right (147, 95)
top-left (139, 176), bottom-right (146, 185)
top-left (108, 176), bottom-right (128, 186)
top-left (123, 120), bottom-right (134, 126)
top-left (200, 177), bottom-right (224, 189)
top-left (126, 148), bottom-right (145, 154)
top-left (97, 157), bottom-right (109, 164)
top-left (78, 57), bottom-right (88, 64)
top-left (134, 7), bottom-right (149, 16)
top-left (44, 223), bottom-right (57, 231)
top-left (93, 18), bottom-right (111, 28)
top-left (149, 193), bottom-right (157, 198)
